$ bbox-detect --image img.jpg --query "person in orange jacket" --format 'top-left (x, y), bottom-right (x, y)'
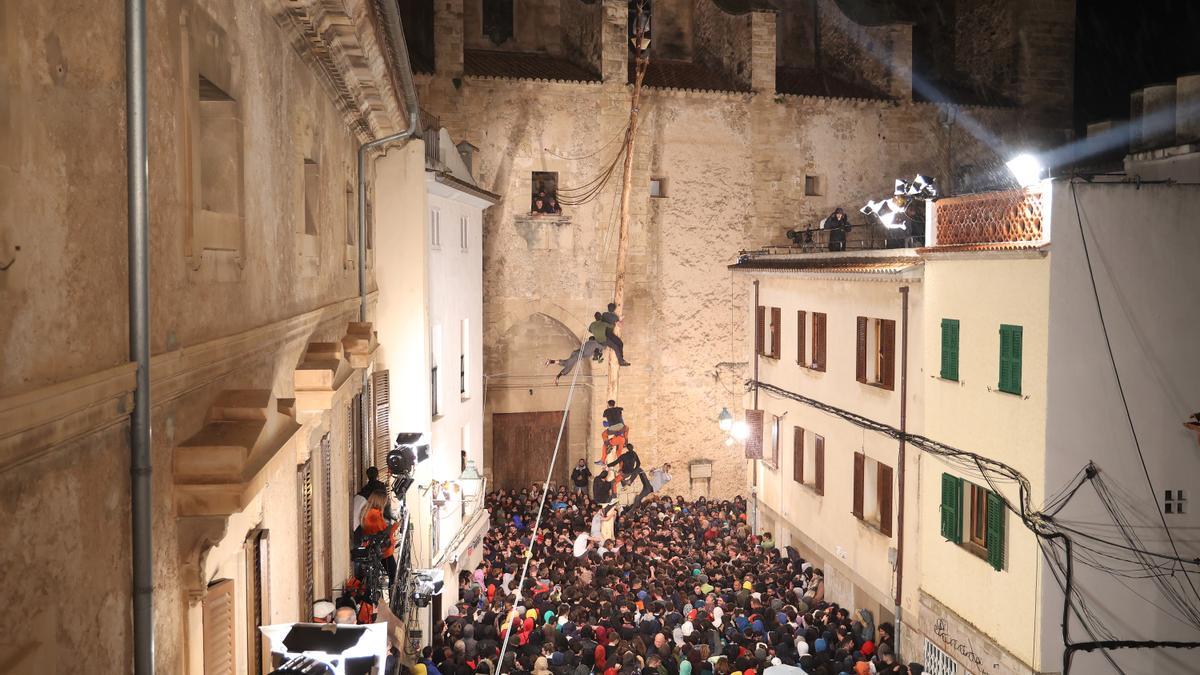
top-left (360, 490), bottom-right (398, 585)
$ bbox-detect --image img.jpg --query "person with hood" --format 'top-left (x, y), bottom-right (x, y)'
top-left (821, 208), bottom-right (852, 252)
top-left (571, 459), bottom-right (591, 497)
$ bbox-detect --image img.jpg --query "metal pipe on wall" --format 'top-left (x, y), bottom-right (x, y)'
top-left (894, 286), bottom-right (910, 654)
top-left (358, 0), bottom-right (423, 322)
top-left (126, 0), bottom-right (153, 671)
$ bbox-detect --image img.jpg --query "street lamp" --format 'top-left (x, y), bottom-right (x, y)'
top-left (718, 407), bottom-right (733, 433)
top-left (459, 459), bottom-right (484, 515)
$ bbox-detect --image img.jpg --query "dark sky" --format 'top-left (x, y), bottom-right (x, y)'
top-left (1074, 0), bottom-right (1200, 134)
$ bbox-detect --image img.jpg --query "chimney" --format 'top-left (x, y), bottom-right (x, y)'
top-left (1141, 83), bottom-right (1177, 150)
top-left (456, 140), bottom-right (479, 176)
top-left (1176, 73), bottom-right (1200, 145)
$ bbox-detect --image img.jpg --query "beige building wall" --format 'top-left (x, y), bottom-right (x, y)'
top-left (0, 0), bottom-right (418, 672)
top-left (744, 263), bottom-right (924, 641)
top-left (918, 254), bottom-right (1053, 674)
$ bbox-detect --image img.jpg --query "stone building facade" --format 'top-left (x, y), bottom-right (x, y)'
top-left (402, 0), bottom-right (1075, 496)
top-left (0, 0), bottom-right (424, 672)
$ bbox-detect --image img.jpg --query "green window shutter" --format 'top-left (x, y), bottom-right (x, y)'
top-left (986, 491), bottom-right (1006, 571)
top-left (941, 319), bottom-right (959, 381)
top-left (999, 324), bottom-right (1022, 394)
top-left (940, 473), bottom-right (962, 543)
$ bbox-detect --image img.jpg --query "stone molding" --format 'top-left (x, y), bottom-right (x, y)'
top-left (0, 293), bottom-right (375, 475)
top-left (267, 0), bottom-right (406, 142)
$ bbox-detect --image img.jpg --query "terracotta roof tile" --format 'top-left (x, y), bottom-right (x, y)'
top-left (464, 49), bottom-right (601, 83)
top-left (729, 256), bottom-right (922, 274)
top-left (775, 66), bottom-right (890, 100)
top-left (636, 58), bottom-right (750, 93)
top-left (917, 242), bottom-right (1048, 253)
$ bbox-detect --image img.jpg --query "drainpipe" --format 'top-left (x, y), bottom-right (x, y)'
top-left (126, 0), bottom-right (153, 672)
top-left (750, 279), bottom-right (760, 533)
top-left (894, 286), bottom-right (909, 653)
top-left (358, 0), bottom-right (423, 322)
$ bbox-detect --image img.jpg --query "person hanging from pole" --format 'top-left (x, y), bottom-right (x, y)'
top-left (599, 399), bottom-right (629, 466)
top-left (589, 312), bottom-right (630, 366)
top-left (544, 338), bottom-right (603, 384)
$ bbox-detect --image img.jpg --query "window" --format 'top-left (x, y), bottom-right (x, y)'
top-left (1165, 490), bottom-right (1187, 515)
top-left (430, 208), bottom-right (441, 248)
top-left (998, 324), bottom-right (1023, 394)
top-left (371, 370), bottom-right (390, 470)
top-left (243, 530), bottom-right (269, 675)
top-left (856, 316), bottom-right (895, 389)
top-left (756, 306), bottom-right (782, 359)
top-left (460, 215), bottom-right (469, 251)
top-left (431, 324), bottom-right (443, 417)
top-left (191, 72), bottom-right (244, 256)
top-left (202, 579), bottom-right (236, 675)
top-left (482, 0), bottom-right (514, 45)
top-left (765, 415), bottom-right (781, 469)
top-left (531, 171), bottom-right (561, 214)
top-left (302, 159), bottom-right (319, 235)
top-left (345, 183), bottom-right (355, 246)
top-left (319, 434), bottom-right (333, 597)
top-left (296, 458), bottom-right (315, 616)
top-left (940, 473), bottom-right (1006, 571)
top-left (804, 175), bottom-right (825, 196)
top-left (649, 177), bottom-right (668, 198)
top-left (852, 453), bottom-right (893, 536)
top-left (792, 427), bottom-right (824, 494)
top-left (940, 318), bottom-right (960, 381)
top-left (796, 311), bottom-right (827, 370)
top-left (460, 318), bottom-right (470, 398)
top-left (923, 639), bottom-right (958, 675)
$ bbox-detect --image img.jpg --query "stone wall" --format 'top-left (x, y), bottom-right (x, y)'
top-left (692, 0), bottom-right (755, 90)
top-left (954, 0), bottom-right (1018, 101)
top-left (561, 0), bottom-right (605, 74)
top-left (650, 0), bottom-right (696, 61)
top-left (415, 63), bottom-right (1028, 499)
top-left (816, 0), bottom-right (908, 98)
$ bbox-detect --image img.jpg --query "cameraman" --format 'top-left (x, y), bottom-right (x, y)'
top-left (360, 490), bottom-right (398, 587)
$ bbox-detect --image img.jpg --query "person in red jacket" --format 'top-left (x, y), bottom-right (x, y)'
top-left (360, 490), bottom-right (398, 585)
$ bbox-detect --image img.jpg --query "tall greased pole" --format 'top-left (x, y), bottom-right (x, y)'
top-left (606, 2), bottom-right (650, 403)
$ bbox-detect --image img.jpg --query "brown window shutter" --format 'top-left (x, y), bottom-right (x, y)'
top-left (755, 306), bottom-right (765, 356)
top-left (880, 319), bottom-right (896, 390)
top-left (813, 313), bottom-right (827, 370)
top-left (770, 307), bottom-right (782, 358)
top-left (297, 459), bottom-right (314, 616)
top-left (796, 311), bottom-right (806, 365)
top-left (372, 370), bottom-right (391, 470)
top-left (744, 409), bottom-right (764, 459)
top-left (852, 452), bottom-right (865, 519)
top-left (203, 579), bottom-right (237, 675)
top-left (793, 426), bottom-right (804, 483)
top-left (347, 399), bottom-right (359, 496)
top-left (244, 531), bottom-right (270, 675)
top-left (879, 463), bottom-right (894, 536)
top-left (814, 435), bottom-right (825, 495)
top-left (320, 434), bottom-right (334, 597)
top-left (855, 317), bottom-right (868, 383)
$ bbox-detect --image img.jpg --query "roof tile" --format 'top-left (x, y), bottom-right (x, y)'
top-left (463, 49), bottom-right (601, 83)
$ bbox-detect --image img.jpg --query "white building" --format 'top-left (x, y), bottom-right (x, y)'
top-left (373, 127), bottom-right (500, 643)
top-left (734, 165), bottom-right (1200, 675)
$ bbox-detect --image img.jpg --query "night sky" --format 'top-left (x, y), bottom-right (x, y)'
top-left (1073, 0), bottom-right (1200, 135)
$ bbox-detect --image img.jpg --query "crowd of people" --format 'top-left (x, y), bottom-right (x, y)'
top-left (424, 487), bottom-right (926, 675)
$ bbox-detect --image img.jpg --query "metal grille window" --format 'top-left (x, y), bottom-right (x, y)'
top-left (924, 639), bottom-right (958, 675)
top-left (297, 459), bottom-right (314, 616)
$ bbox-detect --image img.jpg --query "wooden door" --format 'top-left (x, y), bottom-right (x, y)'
top-left (491, 411), bottom-right (569, 490)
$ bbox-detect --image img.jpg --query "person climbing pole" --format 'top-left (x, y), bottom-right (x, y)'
top-left (600, 303), bottom-right (629, 366)
top-left (599, 399), bottom-right (629, 466)
top-left (544, 338), bottom-right (604, 384)
top-left (589, 312), bottom-right (630, 366)
top-left (606, 442), bottom-right (652, 508)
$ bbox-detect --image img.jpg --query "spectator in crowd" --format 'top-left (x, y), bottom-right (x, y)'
top-left (334, 605), bottom-right (359, 625)
top-left (647, 463), bottom-right (672, 493)
top-left (571, 459), bottom-right (591, 497)
top-left (822, 207), bottom-right (852, 252)
top-left (312, 599), bottom-right (336, 624)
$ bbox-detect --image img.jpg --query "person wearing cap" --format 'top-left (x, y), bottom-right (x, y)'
top-left (821, 207), bottom-right (852, 252)
top-left (312, 599), bottom-right (336, 623)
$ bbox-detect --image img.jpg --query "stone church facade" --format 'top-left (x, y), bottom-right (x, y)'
top-left (405, 0), bottom-right (1075, 495)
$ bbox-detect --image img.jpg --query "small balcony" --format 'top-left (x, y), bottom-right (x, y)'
top-left (923, 184), bottom-right (1051, 251)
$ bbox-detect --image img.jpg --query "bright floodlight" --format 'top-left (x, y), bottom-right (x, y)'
top-left (1006, 154), bottom-right (1044, 187)
top-left (731, 420), bottom-right (750, 442)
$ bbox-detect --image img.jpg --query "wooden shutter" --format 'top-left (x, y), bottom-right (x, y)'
top-left (320, 434), bottom-right (334, 596)
top-left (770, 307), bottom-right (782, 358)
top-left (813, 313), bottom-right (827, 371)
top-left (744, 409), bottom-right (764, 459)
top-left (755, 306), bottom-right (765, 356)
top-left (297, 459), bottom-right (314, 616)
top-left (796, 311), bottom-right (806, 365)
top-left (347, 399), bottom-right (359, 496)
top-left (880, 319), bottom-right (896, 391)
top-left (878, 463), bottom-right (894, 536)
top-left (372, 370), bottom-right (391, 470)
top-left (940, 473), bottom-right (963, 543)
top-left (940, 319), bottom-right (960, 381)
top-left (203, 579), bottom-right (236, 675)
top-left (986, 491), bottom-right (1006, 571)
top-left (793, 426), bottom-right (804, 484)
top-left (244, 531), bottom-right (269, 675)
top-left (855, 317), bottom-right (868, 383)
top-left (999, 325), bottom-right (1023, 394)
top-left (852, 452), bottom-right (865, 519)
top-left (1010, 325), bottom-right (1023, 394)
top-left (814, 435), bottom-right (825, 495)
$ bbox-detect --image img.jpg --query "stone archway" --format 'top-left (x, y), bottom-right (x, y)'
top-left (484, 312), bottom-right (593, 491)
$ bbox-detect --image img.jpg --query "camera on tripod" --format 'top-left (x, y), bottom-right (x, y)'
top-left (387, 432), bottom-right (427, 500)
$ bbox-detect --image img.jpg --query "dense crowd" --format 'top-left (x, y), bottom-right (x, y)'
top-left (422, 486), bottom-right (925, 675)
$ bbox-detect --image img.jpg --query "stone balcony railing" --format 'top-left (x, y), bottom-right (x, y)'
top-left (924, 184), bottom-right (1051, 250)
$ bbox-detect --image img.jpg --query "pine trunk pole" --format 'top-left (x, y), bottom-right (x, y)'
top-left (606, 55), bottom-right (648, 404)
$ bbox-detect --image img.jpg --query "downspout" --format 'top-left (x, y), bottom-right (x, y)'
top-left (751, 279), bottom-right (760, 533)
top-left (894, 286), bottom-right (910, 653)
top-left (358, 0), bottom-right (423, 322)
top-left (126, 0), bottom-right (153, 672)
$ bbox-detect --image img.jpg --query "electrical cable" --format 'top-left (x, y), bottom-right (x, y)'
top-left (494, 339), bottom-right (587, 675)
